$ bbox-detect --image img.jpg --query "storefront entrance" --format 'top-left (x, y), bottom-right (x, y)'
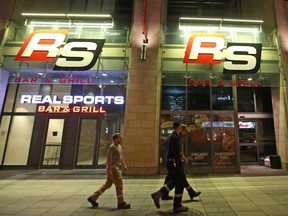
top-left (42, 118), bottom-right (65, 167)
top-left (30, 114), bottom-right (121, 169)
top-left (238, 114), bottom-right (276, 164)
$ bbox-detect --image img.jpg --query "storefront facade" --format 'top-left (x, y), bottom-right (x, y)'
top-left (0, 0), bottom-right (287, 174)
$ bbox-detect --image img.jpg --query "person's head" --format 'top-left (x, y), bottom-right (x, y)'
top-left (180, 124), bottom-right (188, 135)
top-left (112, 133), bottom-right (122, 145)
top-left (173, 122), bottom-right (182, 134)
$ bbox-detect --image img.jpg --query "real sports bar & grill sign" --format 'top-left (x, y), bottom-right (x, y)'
top-left (20, 95), bottom-right (125, 114)
top-left (183, 33), bottom-right (262, 74)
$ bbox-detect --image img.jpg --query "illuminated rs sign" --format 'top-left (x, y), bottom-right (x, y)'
top-left (183, 33), bottom-right (262, 74)
top-left (15, 30), bottom-right (105, 71)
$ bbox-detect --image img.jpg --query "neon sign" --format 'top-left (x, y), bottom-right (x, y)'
top-left (20, 95), bottom-right (125, 105)
top-left (37, 105), bottom-right (106, 113)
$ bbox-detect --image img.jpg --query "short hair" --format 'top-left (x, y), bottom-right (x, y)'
top-left (112, 133), bottom-right (121, 141)
top-left (173, 122), bottom-right (181, 129)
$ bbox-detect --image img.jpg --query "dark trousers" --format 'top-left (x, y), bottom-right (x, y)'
top-left (160, 160), bottom-right (185, 208)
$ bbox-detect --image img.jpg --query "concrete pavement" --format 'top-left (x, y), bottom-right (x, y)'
top-left (0, 166), bottom-right (288, 216)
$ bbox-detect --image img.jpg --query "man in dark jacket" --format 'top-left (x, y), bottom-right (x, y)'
top-left (151, 122), bottom-right (189, 214)
top-left (161, 124), bottom-right (201, 201)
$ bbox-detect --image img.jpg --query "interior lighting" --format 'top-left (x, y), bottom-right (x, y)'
top-left (22, 13), bottom-right (114, 29)
top-left (179, 17), bottom-right (263, 32)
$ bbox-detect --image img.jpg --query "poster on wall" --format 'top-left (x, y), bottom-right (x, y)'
top-left (212, 114), bottom-right (236, 167)
top-left (187, 114), bottom-right (211, 167)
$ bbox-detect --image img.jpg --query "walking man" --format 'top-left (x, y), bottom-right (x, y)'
top-left (87, 133), bottom-right (131, 209)
top-left (161, 124), bottom-right (201, 201)
top-left (151, 122), bottom-right (189, 213)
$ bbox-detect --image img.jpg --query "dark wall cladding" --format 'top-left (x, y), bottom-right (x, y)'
top-left (167, 0), bottom-right (240, 17)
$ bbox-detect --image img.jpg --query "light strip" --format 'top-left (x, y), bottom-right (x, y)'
top-left (179, 17), bottom-right (263, 32)
top-left (22, 13), bottom-right (66, 17)
top-left (22, 13), bottom-right (112, 18)
top-left (223, 18), bottom-right (264, 24)
top-left (23, 13), bottom-right (114, 29)
top-left (27, 21), bottom-right (113, 28)
top-left (67, 14), bottom-right (112, 18)
top-left (180, 17), bottom-right (222, 22)
top-left (29, 21), bottom-right (71, 26)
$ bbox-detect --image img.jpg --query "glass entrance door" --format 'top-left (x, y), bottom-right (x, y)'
top-left (76, 117), bottom-right (119, 168)
top-left (42, 118), bottom-right (65, 166)
top-left (238, 117), bottom-right (277, 164)
top-left (76, 119), bottom-right (98, 166)
top-left (239, 120), bottom-right (258, 163)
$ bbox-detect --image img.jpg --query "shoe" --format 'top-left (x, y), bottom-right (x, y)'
top-left (189, 191), bottom-right (201, 200)
top-left (117, 202), bottom-right (131, 209)
top-left (151, 192), bottom-right (161, 209)
top-left (161, 194), bottom-right (173, 200)
top-left (87, 197), bottom-right (99, 207)
top-left (173, 205), bottom-right (188, 213)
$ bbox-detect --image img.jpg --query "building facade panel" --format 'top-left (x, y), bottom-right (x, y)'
top-left (0, 0), bottom-right (287, 173)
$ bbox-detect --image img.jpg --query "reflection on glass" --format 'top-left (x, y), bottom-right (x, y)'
top-left (3, 85), bottom-right (17, 112)
top-left (212, 87), bottom-right (233, 110)
top-left (77, 120), bottom-right (97, 166)
top-left (239, 121), bottom-right (256, 143)
top-left (0, 116), bottom-right (10, 163)
top-left (161, 87), bottom-right (186, 111)
top-left (15, 85), bottom-right (40, 112)
top-left (4, 116), bottom-right (34, 165)
top-left (98, 118), bottom-right (118, 166)
top-left (240, 146), bottom-right (258, 162)
top-left (43, 119), bottom-right (64, 166)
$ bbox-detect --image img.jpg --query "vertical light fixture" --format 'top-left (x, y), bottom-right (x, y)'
top-left (141, 0), bottom-right (148, 60)
top-left (140, 44), bottom-right (147, 60)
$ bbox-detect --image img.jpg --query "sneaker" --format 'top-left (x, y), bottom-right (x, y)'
top-left (87, 197), bottom-right (99, 207)
top-left (189, 191), bottom-right (201, 200)
top-left (173, 205), bottom-right (188, 213)
top-left (151, 192), bottom-right (161, 209)
top-left (161, 194), bottom-right (173, 200)
top-left (117, 202), bottom-right (131, 209)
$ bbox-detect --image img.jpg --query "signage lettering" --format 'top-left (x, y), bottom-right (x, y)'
top-left (188, 79), bottom-right (262, 87)
top-left (37, 105), bottom-right (106, 113)
top-left (20, 95), bottom-right (125, 105)
top-left (183, 33), bottom-right (262, 74)
top-left (15, 30), bottom-right (105, 71)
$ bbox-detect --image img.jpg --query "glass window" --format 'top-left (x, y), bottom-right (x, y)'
top-left (188, 86), bottom-right (210, 110)
top-left (3, 116), bottom-right (34, 165)
top-left (77, 119), bottom-right (97, 166)
top-left (42, 119), bottom-right (65, 166)
top-left (237, 87), bottom-right (255, 112)
top-left (161, 86), bottom-right (186, 111)
top-left (82, 85), bottom-right (126, 113)
top-left (50, 85), bottom-right (72, 107)
top-left (3, 84), bottom-right (17, 112)
top-left (15, 85), bottom-right (40, 112)
top-left (187, 114), bottom-right (212, 168)
top-left (98, 118), bottom-right (119, 166)
top-left (212, 87), bottom-right (233, 110)
top-left (255, 87), bottom-right (272, 112)
top-left (212, 114), bottom-right (236, 167)
top-left (0, 116), bottom-right (11, 164)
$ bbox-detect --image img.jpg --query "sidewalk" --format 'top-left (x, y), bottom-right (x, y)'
top-left (0, 166), bottom-right (287, 216)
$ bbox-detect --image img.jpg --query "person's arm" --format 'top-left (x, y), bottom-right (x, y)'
top-left (106, 147), bottom-right (113, 177)
top-left (181, 155), bottom-right (188, 164)
top-left (120, 158), bottom-right (128, 171)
